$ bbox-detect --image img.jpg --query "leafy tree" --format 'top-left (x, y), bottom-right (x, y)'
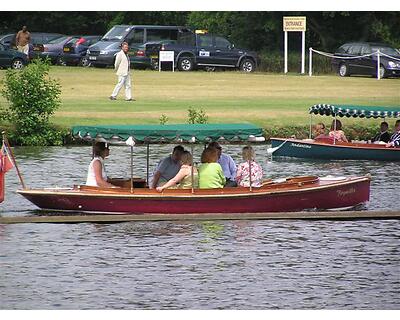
top-left (0, 59), bottom-right (63, 145)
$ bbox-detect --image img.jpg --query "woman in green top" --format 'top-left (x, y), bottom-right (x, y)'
top-left (156, 151), bottom-right (198, 191)
top-left (198, 147), bottom-right (226, 189)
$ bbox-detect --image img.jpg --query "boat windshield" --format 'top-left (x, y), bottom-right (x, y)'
top-left (102, 26), bottom-right (131, 41)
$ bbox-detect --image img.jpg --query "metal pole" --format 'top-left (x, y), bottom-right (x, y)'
top-left (309, 47), bottom-right (313, 76)
top-left (301, 31), bottom-right (305, 74)
top-left (146, 143), bottom-right (150, 187)
top-left (284, 31), bottom-right (288, 74)
top-left (2, 133), bottom-right (26, 189)
top-left (191, 144), bottom-right (194, 194)
top-left (130, 146), bottom-right (134, 193)
top-left (309, 114), bottom-right (313, 139)
top-left (333, 115), bottom-right (337, 145)
top-left (377, 50), bottom-right (381, 80)
top-left (248, 158), bottom-right (253, 192)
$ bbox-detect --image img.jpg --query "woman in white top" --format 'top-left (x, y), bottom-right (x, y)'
top-left (86, 142), bottom-right (116, 188)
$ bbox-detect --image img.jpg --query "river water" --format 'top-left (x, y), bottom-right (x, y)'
top-left (0, 145), bottom-right (399, 309)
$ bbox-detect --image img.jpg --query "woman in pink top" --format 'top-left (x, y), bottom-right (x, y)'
top-left (236, 146), bottom-right (263, 188)
top-left (329, 119), bottom-right (348, 142)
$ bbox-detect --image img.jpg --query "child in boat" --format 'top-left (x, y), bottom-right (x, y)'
top-left (329, 119), bottom-right (348, 142)
top-left (198, 147), bottom-right (226, 189)
top-left (86, 142), bottom-right (117, 188)
top-left (236, 146), bottom-right (263, 188)
top-left (156, 151), bottom-right (198, 191)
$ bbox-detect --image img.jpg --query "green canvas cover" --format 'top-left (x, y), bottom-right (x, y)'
top-left (309, 104), bottom-right (400, 118)
top-left (72, 123), bottom-right (264, 144)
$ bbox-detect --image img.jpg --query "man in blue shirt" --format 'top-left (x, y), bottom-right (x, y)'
top-left (208, 142), bottom-right (237, 187)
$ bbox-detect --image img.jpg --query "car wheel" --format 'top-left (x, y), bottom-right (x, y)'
top-left (57, 56), bottom-right (66, 66)
top-left (379, 64), bottom-right (387, 78)
top-left (79, 56), bottom-right (90, 67)
top-left (240, 58), bottom-right (255, 72)
top-left (11, 58), bottom-right (24, 69)
top-left (338, 63), bottom-right (350, 77)
top-left (178, 57), bottom-right (194, 71)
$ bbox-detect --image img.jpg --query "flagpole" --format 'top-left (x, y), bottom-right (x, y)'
top-left (2, 132), bottom-right (26, 189)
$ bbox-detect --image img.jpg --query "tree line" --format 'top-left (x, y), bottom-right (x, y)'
top-left (0, 11), bottom-right (399, 52)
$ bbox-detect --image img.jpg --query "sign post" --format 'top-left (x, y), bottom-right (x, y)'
top-left (283, 16), bottom-right (306, 74)
top-left (159, 51), bottom-right (175, 72)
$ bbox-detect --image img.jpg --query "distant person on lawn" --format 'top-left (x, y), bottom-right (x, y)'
top-left (16, 25), bottom-right (30, 56)
top-left (109, 42), bottom-right (134, 101)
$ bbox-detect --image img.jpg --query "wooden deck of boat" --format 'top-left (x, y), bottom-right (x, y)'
top-left (0, 210), bottom-right (399, 224)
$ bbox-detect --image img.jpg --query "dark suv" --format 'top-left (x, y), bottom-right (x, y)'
top-left (332, 42), bottom-right (400, 78)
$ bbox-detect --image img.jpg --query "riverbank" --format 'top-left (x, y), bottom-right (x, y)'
top-left (1, 67), bottom-right (398, 145)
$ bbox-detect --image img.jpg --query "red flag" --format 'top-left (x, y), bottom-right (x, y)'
top-left (0, 143), bottom-right (14, 173)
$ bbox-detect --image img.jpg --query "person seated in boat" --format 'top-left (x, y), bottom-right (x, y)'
top-left (372, 121), bottom-right (390, 143)
top-left (198, 147), bottom-right (226, 189)
top-left (86, 142), bottom-right (118, 188)
top-left (386, 120), bottom-right (400, 148)
top-left (329, 119), bottom-right (348, 142)
top-left (150, 145), bottom-right (185, 188)
top-left (156, 151), bottom-right (199, 192)
top-left (235, 146), bottom-right (263, 188)
top-left (313, 122), bottom-right (332, 141)
top-left (208, 141), bottom-right (237, 187)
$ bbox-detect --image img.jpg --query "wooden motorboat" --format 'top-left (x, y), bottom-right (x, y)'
top-left (16, 123), bottom-right (371, 214)
top-left (270, 104), bottom-right (400, 161)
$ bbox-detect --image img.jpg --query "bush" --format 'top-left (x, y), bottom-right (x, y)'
top-left (0, 59), bottom-right (62, 146)
top-left (187, 107), bottom-right (208, 124)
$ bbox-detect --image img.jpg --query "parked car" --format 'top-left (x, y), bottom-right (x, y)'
top-left (29, 32), bottom-right (65, 60)
top-left (40, 35), bottom-right (73, 64)
top-left (59, 35), bottom-right (102, 66)
top-left (87, 25), bottom-right (191, 68)
top-left (0, 43), bottom-right (29, 69)
top-left (332, 42), bottom-right (400, 78)
top-left (160, 30), bottom-right (258, 72)
top-left (0, 33), bottom-right (16, 49)
top-left (131, 40), bottom-right (177, 70)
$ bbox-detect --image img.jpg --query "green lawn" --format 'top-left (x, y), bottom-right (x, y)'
top-left (1, 66), bottom-right (399, 128)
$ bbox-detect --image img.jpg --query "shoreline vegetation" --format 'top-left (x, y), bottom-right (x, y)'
top-left (0, 66), bottom-right (399, 146)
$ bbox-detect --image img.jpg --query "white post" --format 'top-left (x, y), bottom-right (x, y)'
top-left (301, 31), bottom-right (305, 74)
top-left (284, 31), bottom-right (288, 74)
top-left (309, 47), bottom-right (313, 76)
top-left (377, 50), bottom-right (381, 80)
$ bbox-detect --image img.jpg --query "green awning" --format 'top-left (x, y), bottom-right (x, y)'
top-left (309, 104), bottom-right (400, 118)
top-left (72, 123), bottom-right (265, 144)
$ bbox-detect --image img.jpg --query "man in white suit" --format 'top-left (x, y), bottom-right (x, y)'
top-left (109, 42), bottom-right (134, 101)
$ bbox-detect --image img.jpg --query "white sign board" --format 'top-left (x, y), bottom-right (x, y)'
top-left (283, 16), bottom-right (306, 74)
top-left (159, 51), bottom-right (175, 72)
top-left (283, 16), bottom-right (306, 32)
top-left (159, 51), bottom-right (174, 62)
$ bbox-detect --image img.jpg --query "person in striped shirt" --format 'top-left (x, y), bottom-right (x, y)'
top-left (386, 120), bottom-right (400, 148)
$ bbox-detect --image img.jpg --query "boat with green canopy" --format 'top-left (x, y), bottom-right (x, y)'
top-left (17, 123), bottom-right (371, 215)
top-left (270, 104), bottom-right (400, 161)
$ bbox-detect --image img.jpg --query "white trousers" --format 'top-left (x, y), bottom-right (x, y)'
top-left (17, 44), bottom-right (29, 55)
top-left (111, 74), bottom-right (132, 100)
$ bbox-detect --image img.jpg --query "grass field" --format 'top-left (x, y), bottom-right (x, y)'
top-left (0, 66), bottom-right (399, 129)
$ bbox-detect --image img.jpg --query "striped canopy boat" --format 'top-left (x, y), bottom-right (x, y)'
top-left (270, 104), bottom-right (400, 161)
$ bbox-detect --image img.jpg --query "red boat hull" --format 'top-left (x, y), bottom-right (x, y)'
top-left (18, 176), bottom-right (371, 215)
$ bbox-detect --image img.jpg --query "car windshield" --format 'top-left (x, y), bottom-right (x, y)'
top-left (371, 46), bottom-right (399, 56)
top-left (102, 26), bottom-right (130, 41)
top-left (47, 36), bottom-right (70, 44)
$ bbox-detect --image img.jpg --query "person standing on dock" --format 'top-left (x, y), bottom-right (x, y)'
top-left (109, 42), bottom-right (134, 101)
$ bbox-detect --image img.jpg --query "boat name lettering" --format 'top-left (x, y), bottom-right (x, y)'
top-left (291, 143), bottom-right (311, 149)
top-left (337, 188), bottom-right (356, 197)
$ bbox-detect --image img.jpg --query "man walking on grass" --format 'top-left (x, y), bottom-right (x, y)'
top-left (109, 42), bottom-right (134, 101)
